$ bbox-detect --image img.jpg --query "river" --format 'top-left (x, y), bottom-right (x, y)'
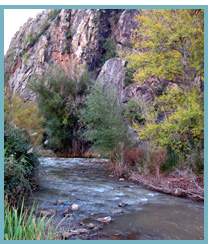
top-left (29, 157), bottom-right (204, 240)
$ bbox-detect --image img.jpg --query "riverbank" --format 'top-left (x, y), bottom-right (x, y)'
top-left (107, 162), bottom-right (204, 202)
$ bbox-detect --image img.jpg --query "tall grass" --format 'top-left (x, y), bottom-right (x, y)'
top-left (4, 201), bottom-right (54, 240)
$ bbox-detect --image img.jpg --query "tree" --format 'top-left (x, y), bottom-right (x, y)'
top-left (127, 10), bottom-right (204, 174)
top-left (30, 66), bottom-right (89, 154)
top-left (4, 90), bottom-right (44, 146)
top-left (81, 83), bottom-right (129, 161)
top-left (128, 10), bottom-right (204, 88)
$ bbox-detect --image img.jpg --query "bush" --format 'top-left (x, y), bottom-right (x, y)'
top-left (160, 146), bottom-right (180, 173)
top-left (4, 92), bottom-right (44, 146)
top-left (82, 83), bottom-right (129, 161)
top-left (48, 9), bottom-right (60, 20)
top-left (124, 67), bottom-right (135, 86)
top-left (123, 147), bottom-right (144, 167)
top-left (123, 99), bottom-right (146, 125)
top-left (101, 38), bottom-right (117, 65)
top-left (4, 201), bottom-right (53, 240)
top-left (4, 124), bottom-right (39, 204)
top-left (30, 66), bottom-right (89, 154)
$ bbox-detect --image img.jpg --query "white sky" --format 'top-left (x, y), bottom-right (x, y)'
top-left (4, 9), bottom-right (44, 54)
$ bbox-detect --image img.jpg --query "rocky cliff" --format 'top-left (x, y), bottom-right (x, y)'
top-left (5, 9), bottom-right (139, 100)
top-left (5, 8), bottom-right (170, 108)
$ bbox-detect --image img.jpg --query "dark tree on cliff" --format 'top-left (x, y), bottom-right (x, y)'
top-left (30, 66), bottom-right (89, 154)
top-left (81, 83), bottom-right (129, 161)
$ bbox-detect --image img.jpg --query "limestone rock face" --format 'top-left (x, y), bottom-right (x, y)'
top-left (5, 9), bottom-right (139, 100)
top-left (113, 10), bottom-right (139, 46)
top-left (96, 58), bottom-right (126, 102)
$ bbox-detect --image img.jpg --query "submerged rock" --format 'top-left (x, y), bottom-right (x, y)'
top-left (97, 216), bottom-right (112, 224)
top-left (118, 202), bottom-right (128, 207)
top-left (71, 203), bottom-right (80, 211)
top-left (39, 209), bottom-right (56, 217)
top-left (62, 228), bottom-right (89, 239)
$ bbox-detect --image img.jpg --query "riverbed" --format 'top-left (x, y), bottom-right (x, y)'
top-left (29, 157), bottom-right (204, 240)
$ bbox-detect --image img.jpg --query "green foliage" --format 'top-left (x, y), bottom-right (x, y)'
top-left (126, 10), bottom-right (204, 174)
top-left (65, 30), bottom-right (73, 39)
top-left (30, 66), bottom-right (89, 153)
top-left (124, 67), bottom-right (135, 86)
top-left (22, 52), bottom-right (30, 64)
top-left (25, 21), bottom-right (50, 47)
top-left (160, 146), bottom-right (180, 172)
top-left (123, 98), bottom-right (145, 125)
top-left (25, 33), bottom-right (38, 47)
top-left (48, 9), bottom-right (60, 20)
top-left (4, 124), bottom-right (39, 203)
top-left (4, 201), bottom-right (53, 240)
top-left (82, 83), bottom-right (129, 158)
top-left (128, 10), bottom-right (204, 87)
top-left (101, 38), bottom-right (117, 65)
top-left (4, 92), bottom-right (44, 146)
top-left (136, 87), bottom-right (204, 172)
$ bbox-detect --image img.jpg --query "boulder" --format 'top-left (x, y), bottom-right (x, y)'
top-left (62, 228), bottom-right (88, 239)
top-left (96, 58), bottom-right (126, 103)
top-left (97, 216), bottom-right (112, 223)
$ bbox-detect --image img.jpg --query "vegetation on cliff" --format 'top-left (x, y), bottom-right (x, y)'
top-left (127, 9), bottom-right (204, 176)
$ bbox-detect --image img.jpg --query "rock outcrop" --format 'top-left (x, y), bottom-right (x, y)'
top-left (5, 9), bottom-right (139, 100)
top-left (96, 58), bottom-right (126, 102)
top-left (5, 8), bottom-right (172, 117)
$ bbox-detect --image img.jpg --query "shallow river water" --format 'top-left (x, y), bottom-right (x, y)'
top-left (29, 157), bottom-right (204, 240)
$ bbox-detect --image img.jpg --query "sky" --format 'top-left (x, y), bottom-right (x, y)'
top-left (4, 9), bottom-right (44, 54)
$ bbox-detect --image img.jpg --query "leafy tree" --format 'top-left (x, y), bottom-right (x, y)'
top-left (81, 83), bottom-right (129, 161)
top-left (126, 10), bottom-right (204, 174)
top-left (30, 66), bottom-right (89, 154)
top-left (128, 10), bottom-right (204, 88)
top-left (136, 86), bottom-right (204, 173)
top-left (4, 90), bottom-right (44, 146)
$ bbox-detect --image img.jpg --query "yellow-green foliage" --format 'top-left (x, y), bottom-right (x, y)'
top-left (137, 87), bottom-right (203, 162)
top-left (128, 10), bottom-right (204, 86)
top-left (4, 93), bottom-right (44, 146)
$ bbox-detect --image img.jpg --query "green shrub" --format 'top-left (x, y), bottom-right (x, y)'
top-left (65, 30), bottom-right (73, 39)
top-left (22, 52), bottom-right (30, 64)
top-left (101, 38), bottom-right (117, 65)
top-left (48, 9), bottom-right (60, 20)
top-left (81, 83), bottom-right (129, 160)
top-left (25, 21), bottom-right (50, 47)
top-left (4, 201), bottom-right (53, 240)
top-left (123, 99), bottom-right (145, 125)
top-left (4, 124), bottom-right (39, 204)
top-left (160, 146), bottom-right (180, 173)
top-left (30, 66), bottom-right (89, 154)
top-left (4, 92), bottom-right (44, 146)
top-left (124, 67), bottom-right (135, 86)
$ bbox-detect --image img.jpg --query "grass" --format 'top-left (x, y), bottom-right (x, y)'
top-left (4, 201), bottom-right (54, 240)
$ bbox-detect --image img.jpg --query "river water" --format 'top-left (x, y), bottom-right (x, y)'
top-left (29, 157), bottom-right (204, 240)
